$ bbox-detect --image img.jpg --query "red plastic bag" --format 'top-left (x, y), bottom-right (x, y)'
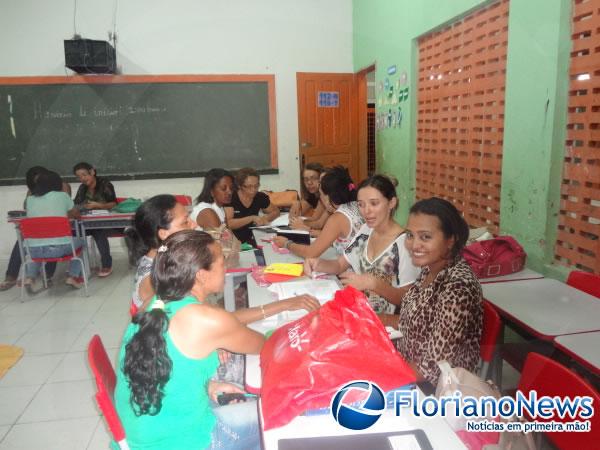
top-left (461, 236), bottom-right (526, 279)
top-left (259, 286), bottom-right (416, 430)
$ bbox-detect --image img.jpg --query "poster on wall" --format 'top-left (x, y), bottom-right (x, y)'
top-left (376, 67), bottom-right (408, 131)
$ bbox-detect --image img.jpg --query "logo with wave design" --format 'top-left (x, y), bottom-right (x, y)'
top-left (331, 381), bottom-right (385, 430)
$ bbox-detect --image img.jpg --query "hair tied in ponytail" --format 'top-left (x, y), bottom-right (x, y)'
top-left (152, 299), bottom-right (165, 311)
top-left (157, 245), bottom-right (168, 253)
top-left (348, 183), bottom-right (356, 191)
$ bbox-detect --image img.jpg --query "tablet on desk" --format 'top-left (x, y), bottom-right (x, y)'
top-left (277, 429), bottom-right (432, 450)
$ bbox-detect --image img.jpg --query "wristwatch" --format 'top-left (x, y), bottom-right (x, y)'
top-left (285, 240), bottom-right (293, 249)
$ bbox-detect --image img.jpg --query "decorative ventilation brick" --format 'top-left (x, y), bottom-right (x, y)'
top-left (554, 0), bottom-right (600, 274)
top-left (416, 0), bottom-right (509, 234)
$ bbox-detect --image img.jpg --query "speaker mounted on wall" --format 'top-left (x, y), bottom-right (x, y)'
top-left (64, 39), bottom-right (116, 74)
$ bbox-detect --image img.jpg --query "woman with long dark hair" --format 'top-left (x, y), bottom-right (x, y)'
top-left (273, 166), bottom-right (364, 258)
top-left (125, 195), bottom-right (196, 312)
top-left (289, 162), bottom-right (330, 235)
top-left (115, 230), bottom-right (264, 449)
top-left (193, 168), bottom-right (234, 229)
top-left (23, 171), bottom-right (84, 290)
top-left (397, 197), bottom-right (482, 383)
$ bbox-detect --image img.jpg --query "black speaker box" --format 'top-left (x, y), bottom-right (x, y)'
top-left (64, 39), bottom-right (116, 74)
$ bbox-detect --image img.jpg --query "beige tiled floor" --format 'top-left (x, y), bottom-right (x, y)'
top-left (0, 256), bottom-right (131, 450)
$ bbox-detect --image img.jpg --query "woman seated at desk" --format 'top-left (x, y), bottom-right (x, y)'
top-left (303, 174), bottom-right (419, 313)
top-left (225, 167), bottom-right (280, 247)
top-left (116, 230), bottom-right (264, 450)
top-left (392, 197), bottom-right (483, 384)
top-left (127, 195), bottom-right (319, 318)
top-left (288, 163), bottom-right (330, 233)
top-left (73, 161), bottom-right (117, 277)
top-left (192, 168), bottom-right (234, 230)
top-left (1, 166), bottom-right (71, 291)
top-left (274, 166), bottom-right (364, 258)
top-left (23, 171), bottom-right (84, 290)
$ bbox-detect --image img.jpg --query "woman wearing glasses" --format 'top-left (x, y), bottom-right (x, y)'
top-left (225, 168), bottom-right (280, 246)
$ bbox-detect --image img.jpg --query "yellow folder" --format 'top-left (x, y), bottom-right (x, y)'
top-left (263, 263), bottom-right (304, 277)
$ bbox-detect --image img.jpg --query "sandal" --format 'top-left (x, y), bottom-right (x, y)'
top-left (0, 279), bottom-right (17, 291)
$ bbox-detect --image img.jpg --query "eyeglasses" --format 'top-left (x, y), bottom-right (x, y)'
top-left (303, 176), bottom-right (320, 183)
top-left (243, 183), bottom-right (260, 190)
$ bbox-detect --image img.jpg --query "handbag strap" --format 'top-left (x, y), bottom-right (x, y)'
top-left (437, 360), bottom-right (460, 385)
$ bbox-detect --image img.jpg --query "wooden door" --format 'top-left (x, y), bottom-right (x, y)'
top-left (296, 73), bottom-right (359, 181)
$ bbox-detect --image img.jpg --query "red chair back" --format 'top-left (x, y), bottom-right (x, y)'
top-left (174, 195), bottom-right (192, 206)
top-left (518, 352), bottom-right (600, 449)
top-left (87, 335), bottom-right (127, 445)
top-left (20, 216), bottom-right (72, 239)
top-left (566, 271), bottom-right (600, 298)
top-left (480, 300), bottom-right (502, 363)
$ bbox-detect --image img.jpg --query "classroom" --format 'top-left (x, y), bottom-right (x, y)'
top-left (0, 0), bottom-right (598, 449)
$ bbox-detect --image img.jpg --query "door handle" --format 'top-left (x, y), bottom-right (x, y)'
top-left (301, 142), bottom-right (313, 148)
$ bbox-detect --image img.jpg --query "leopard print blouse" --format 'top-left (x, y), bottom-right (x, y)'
top-left (397, 257), bottom-right (483, 384)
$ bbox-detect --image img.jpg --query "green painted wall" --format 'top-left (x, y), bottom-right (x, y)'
top-left (353, 0), bottom-right (571, 277)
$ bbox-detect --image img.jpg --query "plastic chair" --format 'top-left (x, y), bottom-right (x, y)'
top-left (566, 271), bottom-right (600, 298)
top-left (174, 194), bottom-right (192, 206)
top-left (88, 335), bottom-right (129, 450)
top-left (19, 216), bottom-right (88, 299)
top-left (517, 352), bottom-right (600, 449)
top-left (479, 300), bottom-right (502, 381)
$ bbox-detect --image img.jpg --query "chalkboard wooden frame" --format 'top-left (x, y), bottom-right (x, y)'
top-left (0, 74), bottom-right (278, 185)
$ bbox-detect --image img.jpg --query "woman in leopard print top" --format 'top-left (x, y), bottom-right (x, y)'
top-left (396, 197), bottom-right (482, 384)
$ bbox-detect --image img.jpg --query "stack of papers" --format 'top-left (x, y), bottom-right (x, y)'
top-left (268, 279), bottom-right (340, 303)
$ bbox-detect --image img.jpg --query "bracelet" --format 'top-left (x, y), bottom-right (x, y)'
top-left (260, 304), bottom-right (267, 320)
top-left (285, 240), bottom-right (293, 249)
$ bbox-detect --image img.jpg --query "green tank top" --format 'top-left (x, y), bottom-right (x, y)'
top-left (115, 296), bottom-right (219, 450)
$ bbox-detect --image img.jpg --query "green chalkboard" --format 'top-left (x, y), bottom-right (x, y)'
top-left (0, 76), bottom-right (276, 184)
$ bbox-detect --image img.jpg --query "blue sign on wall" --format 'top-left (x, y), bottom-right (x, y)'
top-left (318, 91), bottom-right (339, 107)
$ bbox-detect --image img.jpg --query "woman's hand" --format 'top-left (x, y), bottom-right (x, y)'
top-left (290, 216), bottom-right (309, 230)
top-left (253, 215), bottom-right (270, 226)
top-left (207, 381), bottom-right (245, 403)
top-left (281, 294), bottom-right (320, 312)
top-left (303, 258), bottom-right (320, 277)
top-left (85, 201), bottom-right (102, 209)
top-left (289, 201), bottom-right (301, 218)
top-left (272, 236), bottom-right (288, 248)
top-left (338, 271), bottom-right (376, 291)
top-left (217, 349), bottom-right (231, 365)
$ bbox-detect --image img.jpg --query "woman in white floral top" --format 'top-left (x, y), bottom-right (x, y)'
top-left (304, 175), bottom-right (419, 313)
top-left (274, 166), bottom-right (364, 257)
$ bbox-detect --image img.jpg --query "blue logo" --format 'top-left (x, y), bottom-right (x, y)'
top-left (331, 381), bottom-right (385, 430)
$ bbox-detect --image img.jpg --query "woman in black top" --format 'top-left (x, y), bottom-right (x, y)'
top-left (225, 168), bottom-right (279, 246)
top-left (73, 162), bottom-right (117, 277)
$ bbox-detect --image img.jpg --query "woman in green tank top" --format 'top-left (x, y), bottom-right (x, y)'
top-left (115, 230), bottom-right (265, 449)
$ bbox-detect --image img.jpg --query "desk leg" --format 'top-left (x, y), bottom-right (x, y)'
top-left (224, 273), bottom-right (235, 312)
top-left (79, 222), bottom-right (92, 279)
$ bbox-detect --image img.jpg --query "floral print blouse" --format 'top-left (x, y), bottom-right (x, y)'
top-left (344, 224), bottom-right (420, 314)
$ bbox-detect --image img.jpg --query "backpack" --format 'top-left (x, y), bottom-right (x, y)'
top-left (461, 236), bottom-right (526, 279)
